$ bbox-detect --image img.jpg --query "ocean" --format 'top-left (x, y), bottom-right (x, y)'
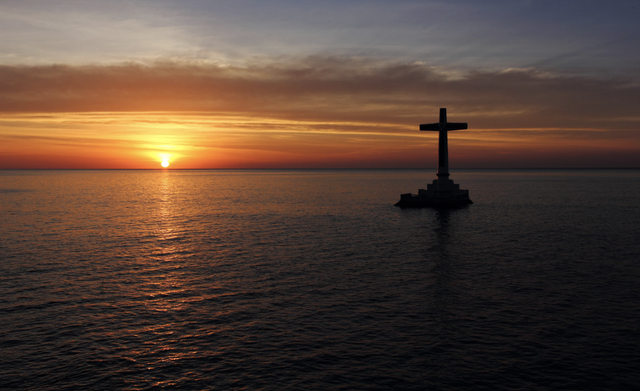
top-left (1, 169), bottom-right (639, 390)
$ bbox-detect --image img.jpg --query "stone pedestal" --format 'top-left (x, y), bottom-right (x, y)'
top-left (395, 178), bottom-right (472, 208)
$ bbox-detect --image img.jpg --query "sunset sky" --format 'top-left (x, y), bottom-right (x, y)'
top-left (1, 0), bottom-right (639, 169)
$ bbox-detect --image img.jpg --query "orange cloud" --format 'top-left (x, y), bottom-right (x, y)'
top-left (1, 58), bottom-right (639, 168)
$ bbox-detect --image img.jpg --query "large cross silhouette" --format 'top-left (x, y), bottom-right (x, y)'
top-left (420, 108), bottom-right (467, 178)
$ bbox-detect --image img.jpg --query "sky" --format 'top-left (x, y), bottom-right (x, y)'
top-left (1, 0), bottom-right (639, 169)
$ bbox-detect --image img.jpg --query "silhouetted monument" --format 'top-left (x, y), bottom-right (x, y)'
top-left (395, 108), bottom-right (472, 207)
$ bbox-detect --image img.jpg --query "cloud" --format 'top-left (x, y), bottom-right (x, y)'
top-left (1, 57), bottom-right (639, 130)
top-left (1, 57), bottom-right (639, 168)
top-left (2, 0), bottom-right (638, 77)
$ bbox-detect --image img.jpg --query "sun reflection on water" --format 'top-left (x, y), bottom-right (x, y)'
top-left (141, 170), bottom-right (192, 313)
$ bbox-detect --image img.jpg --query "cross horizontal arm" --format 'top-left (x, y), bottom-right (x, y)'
top-left (419, 122), bottom-right (468, 131)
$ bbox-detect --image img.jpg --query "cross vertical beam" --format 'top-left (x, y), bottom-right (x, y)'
top-left (438, 108), bottom-right (449, 178)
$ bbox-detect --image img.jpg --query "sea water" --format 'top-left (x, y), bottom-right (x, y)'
top-left (1, 169), bottom-right (639, 390)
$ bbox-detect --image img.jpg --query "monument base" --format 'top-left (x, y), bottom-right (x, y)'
top-left (395, 178), bottom-right (472, 208)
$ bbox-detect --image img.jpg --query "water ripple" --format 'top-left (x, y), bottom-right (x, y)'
top-left (1, 169), bottom-right (640, 390)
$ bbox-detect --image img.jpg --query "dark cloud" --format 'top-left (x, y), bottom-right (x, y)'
top-left (1, 57), bottom-right (639, 132)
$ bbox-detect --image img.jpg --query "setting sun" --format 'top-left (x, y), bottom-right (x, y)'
top-left (161, 160), bottom-right (169, 168)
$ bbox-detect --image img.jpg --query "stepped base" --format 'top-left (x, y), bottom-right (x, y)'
top-left (395, 178), bottom-right (472, 208)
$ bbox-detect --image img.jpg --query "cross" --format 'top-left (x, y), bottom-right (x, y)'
top-left (420, 108), bottom-right (467, 179)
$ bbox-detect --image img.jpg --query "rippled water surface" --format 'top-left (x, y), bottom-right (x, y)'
top-left (1, 169), bottom-right (640, 390)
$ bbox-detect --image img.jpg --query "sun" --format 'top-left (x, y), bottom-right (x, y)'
top-left (157, 152), bottom-right (172, 168)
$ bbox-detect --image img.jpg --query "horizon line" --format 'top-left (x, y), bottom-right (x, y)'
top-left (1, 167), bottom-right (639, 171)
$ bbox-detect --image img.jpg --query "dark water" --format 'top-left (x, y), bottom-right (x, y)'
top-left (1, 169), bottom-right (639, 390)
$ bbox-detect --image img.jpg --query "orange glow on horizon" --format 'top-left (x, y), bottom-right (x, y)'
top-left (0, 112), bottom-right (639, 169)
